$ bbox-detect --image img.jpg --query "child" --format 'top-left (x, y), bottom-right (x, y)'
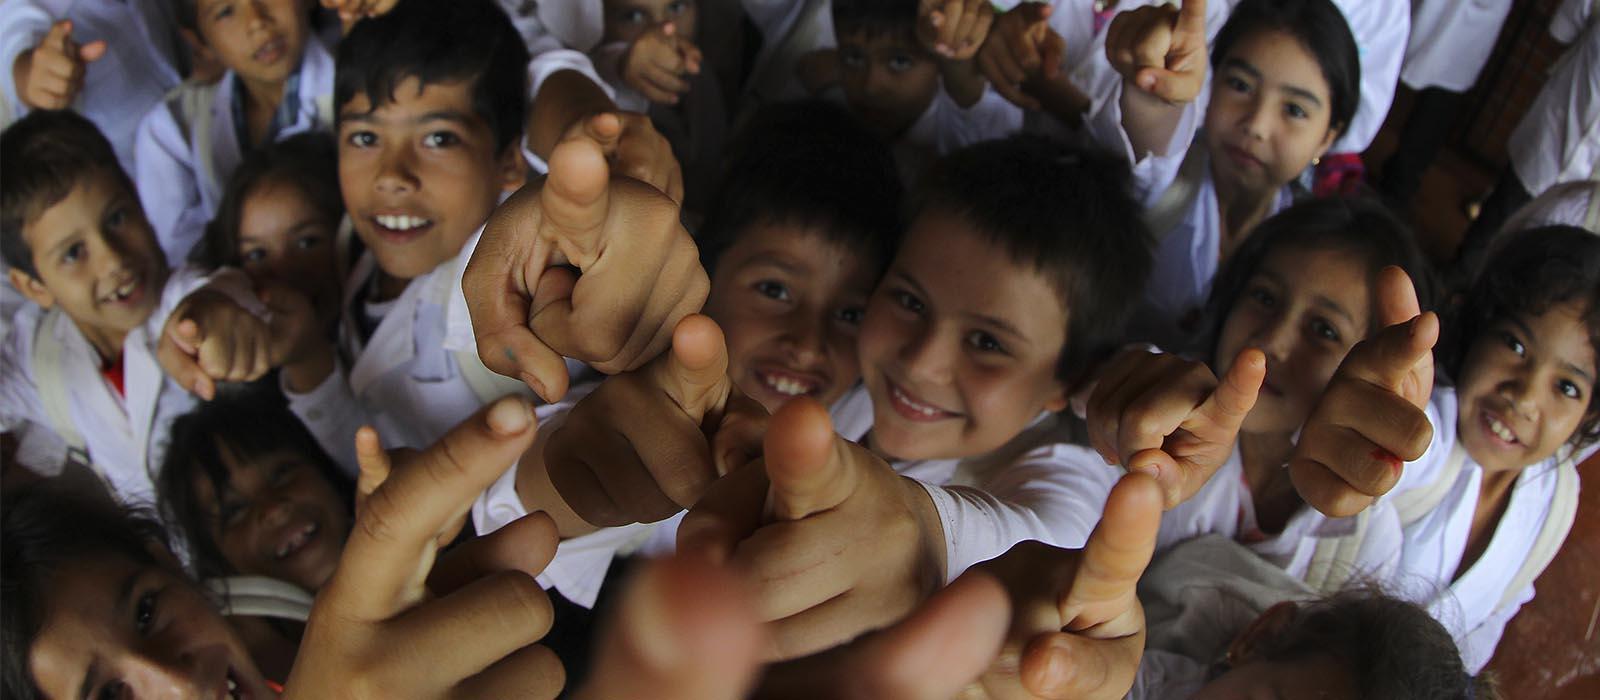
top-left (0, 110), bottom-right (275, 507)
top-left (135, 0), bottom-right (336, 265)
top-left (1095, 0), bottom-right (1360, 347)
top-left (157, 386), bottom-right (354, 594)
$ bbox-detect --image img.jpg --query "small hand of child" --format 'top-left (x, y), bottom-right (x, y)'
top-left (678, 398), bottom-right (945, 661)
top-left (320, 0), bottom-right (400, 31)
top-left (157, 289), bottom-right (273, 400)
top-left (12, 20), bottom-right (106, 110)
top-left (622, 21), bottom-right (703, 106)
top-left (1104, 0), bottom-right (1208, 104)
top-left (918, 0), bottom-right (996, 60)
top-left (1290, 266), bottom-right (1437, 518)
top-left (966, 471), bottom-right (1160, 700)
top-left (976, 3), bottom-right (1063, 110)
top-left (281, 396), bottom-right (565, 700)
top-left (546, 315), bottom-right (767, 527)
top-left (571, 554), bottom-right (765, 700)
top-left (463, 114), bottom-right (707, 402)
top-left (1085, 346), bottom-right (1265, 508)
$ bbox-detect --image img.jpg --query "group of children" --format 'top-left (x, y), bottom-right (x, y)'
top-left (2, 0), bottom-right (1597, 697)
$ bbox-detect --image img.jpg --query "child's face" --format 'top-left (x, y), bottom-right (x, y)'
top-left (195, 0), bottom-right (310, 89)
top-left (1204, 29), bottom-right (1339, 195)
top-left (338, 77), bottom-right (524, 286)
top-left (857, 213), bottom-right (1069, 461)
top-left (236, 178), bottom-right (341, 326)
top-left (602, 0), bottom-right (697, 44)
top-left (193, 441), bottom-right (351, 592)
top-left (1215, 245), bottom-right (1372, 436)
top-left (28, 553), bottom-right (275, 699)
top-left (1455, 299), bottom-right (1597, 473)
top-left (836, 30), bottom-right (941, 139)
top-left (1192, 652), bottom-right (1358, 700)
top-left (702, 223), bottom-right (877, 412)
top-left (9, 170), bottom-right (168, 357)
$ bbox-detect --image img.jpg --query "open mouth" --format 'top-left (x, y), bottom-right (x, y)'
top-left (253, 37), bottom-right (286, 65)
top-left (223, 669), bottom-right (247, 700)
top-left (102, 274), bottom-right (144, 306)
top-left (886, 380), bottom-right (959, 422)
top-left (371, 213), bottom-right (434, 242)
top-left (1481, 410), bottom-right (1521, 447)
top-left (755, 368), bottom-right (823, 398)
top-left (275, 521), bottom-right (320, 560)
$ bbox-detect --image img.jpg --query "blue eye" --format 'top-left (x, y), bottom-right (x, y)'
top-left (754, 280), bottom-right (790, 302)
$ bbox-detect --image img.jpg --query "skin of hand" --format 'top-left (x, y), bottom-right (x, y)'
top-left (621, 21), bottom-right (703, 105)
top-left (975, 3), bottom-right (1059, 110)
top-left (157, 289), bottom-right (273, 400)
top-left (12, 20), bottom-right (106, 110)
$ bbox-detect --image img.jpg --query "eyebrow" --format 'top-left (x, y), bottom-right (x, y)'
top-left (1313, 295), bottom-right (1357, 328)
top-left (890, 270), bottom-right (1033, 345)
top-left (1513, 317), bottom-right (1600, 384)
top-left (238, 218), bottom-right (326, 244)
top-left (741, 252), bottom-right (806, 276)
top-left (339, 108), bottom-right (477, 128)
top-left (1221, 58), bottom-right (1326, 108)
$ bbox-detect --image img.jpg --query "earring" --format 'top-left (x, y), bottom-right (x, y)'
top-left (1312, 157), bottom-right (1322, 166)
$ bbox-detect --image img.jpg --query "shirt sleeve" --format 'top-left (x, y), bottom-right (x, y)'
top-left (1076, 68), bottom-right (1204, 208)
top-left (0, 307), bottom-right (48, 434)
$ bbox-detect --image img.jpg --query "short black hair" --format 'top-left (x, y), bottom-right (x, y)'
top-left (194, 131), bottom-right (343, 269)
top-left (157, 384), bottom-right (354, 582)
top-left (334, 0), bottom-right (530, 154)
top-left (1212, 0), bottom-right (1361, 135)
top-left (1444, 225), bottom-right (1600, 449)
top-left (1199, 196), bottom-right (1436, 359)
top-left (699, 100), bottom-right (903, 277)
top-left (2, 482), bottom-right (172, 700)
top-left (832, 0), bottom-right (918, 41)
top-left (1, 110), bottom-right (137, 278)
top-left (909, 134), bottom-right (1153, 388)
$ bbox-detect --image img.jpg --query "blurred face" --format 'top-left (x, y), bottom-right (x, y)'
top-left (1204, 29), bottom-right (1339, 196)
top-left (703, 223), bottom-right (878, 412)
top-left (236, 178), bottom-right (341, 328)
top-left (192, 441), bottom-right (350, 592)
top-left (1215, 245), bottom-right (1372, 436)
top-left (602, 0), bottom-right (697, 44)
top-left (1192, 653), bottom-right (1357, 700)
top-left (1455, 299), bottom-right (1597, 473)
top-left (10, 170), bottom-right (169, 360)
top-left (195, 0), bottom-right (309, 90)
top-left (857, 213), bottom-right (1069, 461)
top-left (837, 30), bottom-right (940, 138)
top-left (338, 77), bottom-right (523, 294)
top-left (28, 553), bottom-right (275, 700)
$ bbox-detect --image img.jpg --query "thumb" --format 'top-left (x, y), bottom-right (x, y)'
top-left (1062, 472), bottom-right (1161, 621)
top-left (851, 570), bottom-right (1011, 698)
top-left (1021, 1), bottom-right (1052, 25)
top-left (1195, 347), bottom-right (1265, 435)
top-left (1349, 311), bottom-right (1439, 399)
top-left (158, 319), bottom-right (214, 400)
top-left (45, 20), bottom-right (73, 53)
top-left (1374, 265), bottom-right (1423, 329)
top-left (353, 425), bottom-right (392, 518)
top-left (1040, 30), bottom-right (1066, 80)
top-left (78, 40), bottom-right (107, 62)
top-left (1176, 0), bottom-right (1207, 38)
top-left (657, 314), bottom-right (732, 421)
top-left (763, 398), bottom-right (856, 521)
top-left (540, 120), bottom-right (614, 264)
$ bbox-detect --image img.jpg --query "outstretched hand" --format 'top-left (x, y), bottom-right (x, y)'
top-left (1105, 0), bottom-right (1208, 104)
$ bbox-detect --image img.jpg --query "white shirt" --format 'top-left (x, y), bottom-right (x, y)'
top-left (1508, 0), bottom-right (1600, 194)
top-left (0, 0), bottom-right (183, 173)
top-left (1323, 0), bottom-right (1408, 154)
top-left (134, 38), bottom-right (337, 266)
top-left (1401, 0), bottom-right (1514, 92)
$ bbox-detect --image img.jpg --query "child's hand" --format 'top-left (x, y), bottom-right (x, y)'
top-left (621, 21), bottom-right (703, 106)
top-left (1290, 267), bottom-right (1438, 518)
top-left (966, 471), bottom-right (1160, 699)
top-left (12, 20), bottom-right (106, 110)
top-left (463, 114), bottom-right (707, 402)
top-left (679, 398), bottom-right (945, 661)
top-left (1104, 0), bottom-right (1208, 104)
top-left (281, 397), bottom-right (565, 699)
top-left (320, 0), bottom-right (400, 31)
top-left (918, 0), bottom-right (996, 60)
top-left (976, 3), bottom-right (1063, 110)
top-left (545, 315), bottom-right (767, 527)
top-left (157, 289), bottom-right (272, 400)
top-left (1085, 347), bottom-right (1265, 507)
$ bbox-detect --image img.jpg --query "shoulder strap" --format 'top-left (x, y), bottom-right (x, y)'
top-left (1584, 179), bottom-right (1600, 233)
top-left (1496, 458), bottom-right (1580, 610)
top-left (1141, 142), bottom-right (1209, 241)
top-left (31, 308), bottom-right (89, 465)
top-left (1301, 510), bottom-right (1369, 593)
top-left (1394, 442), bottom-right (1471, 525)
top-left (209, 576), bottom-right (315, 623)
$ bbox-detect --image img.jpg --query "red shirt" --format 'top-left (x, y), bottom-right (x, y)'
top-left (100, 353), bottom-right (125, 398)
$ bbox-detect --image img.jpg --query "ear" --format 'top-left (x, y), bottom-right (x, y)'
top-left (8, 268), bottom-right (54, 309)
top-left (1313, 126), bottom-right (1342, 164)
top-left (497, 140), bottom-right (531, 193)
top-left (1227, 600), bottom-right (1299, 666)
top-left (1043, 377), bottom-right (1070, 413)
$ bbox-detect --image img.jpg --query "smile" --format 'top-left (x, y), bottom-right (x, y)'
top-left (275, 521), bottom-right (320, 560)
top-left (374, 214), bottom-right (432, 231)
top-left (887, 381), bottom-right (959, 422)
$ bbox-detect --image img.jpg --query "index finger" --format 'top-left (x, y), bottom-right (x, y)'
top-left (1176, 0), bottom-right (1207, 37)
top-left (44, 19), bottom-right (73, 55)
top-left (330, 396), bottom-right (538, 619)
top-left (1343, 311), bottom-right (1439, 401)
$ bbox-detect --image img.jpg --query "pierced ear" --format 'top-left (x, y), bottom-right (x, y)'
top-left (1227, 600), bottom-right (1299, 666)
top-left (1314, 126), bottom-right (1342, 163)
top-left (8, 268), bottom-right (54, 309)
top-left (498, 140), bottom-right (531, 192)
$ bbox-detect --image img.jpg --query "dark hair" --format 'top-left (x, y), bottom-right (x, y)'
top-left (909, 134), bottom-right (1153, 387)
top-left (699, 100), bottom-right (903, 277)
top-left (1443, 225), bottom-right (1600, 449)
top-left (157, 385), bottom-right (354, 582)
top-left (334, 0), bottom-right (529, 154)
top-left (1246, 592), bottom-right (1496, 700)
top-left (1, 110), bottom-right (137, 278)
top-left (1199, 196), bottom-right (1436, 359)
top-left (193, 132), bottom-right (343, 269)
top-left (1211, 0), bottom-right (1361, 135)
top-left (2, 482), bottom-right (173, 700)
top-left (832, 0), bottom-right (918, 41)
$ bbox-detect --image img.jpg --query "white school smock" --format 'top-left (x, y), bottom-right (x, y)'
top-left (1400, 0), bottom-right (1513, 93)
top-left (1508, 0), bottom-right (1600, 195)
top-left (1390, 387), bottom-right (1594, 673)
top-left (0, 266), bottom-right (261, 506)
top-left (0, 0), bottom-right (182, 173)
top-left (1323, 0), bottom-right (1407, 155)
top-left (133, 39), bottom-right (337, 267)
top-left (496, 0), bottom-right (613, 175)
top-left (1154, 439), bottom-right (1404, 591)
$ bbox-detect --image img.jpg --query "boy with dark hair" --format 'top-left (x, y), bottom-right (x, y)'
top-left (0, 109), bottom-right (275, 506)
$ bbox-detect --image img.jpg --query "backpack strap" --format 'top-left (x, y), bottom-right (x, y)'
top-left (1496, 456), bottom-right (1580, 611)
top-left (209, 576), bottom-right (315, 623)
top-left (1394, 442), bottom-right (1470, 526)
top-left (1300, 509), bottom-right (1370, 593)
top-left (1584, 179), bottom-right (1600, 233)
top-left (31, 308), bottom-right (90, 467)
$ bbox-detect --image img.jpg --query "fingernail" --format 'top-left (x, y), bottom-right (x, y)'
top-left (1140, 75), bottom-right (1156, 90)
top-left (1131, 462), bottom-right (1161, 481)
top-left (488, 397), bottom-right (533, 435)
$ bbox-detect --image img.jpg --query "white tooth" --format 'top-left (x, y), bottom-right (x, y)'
top-left (400, 215), bottom-right (415, 229)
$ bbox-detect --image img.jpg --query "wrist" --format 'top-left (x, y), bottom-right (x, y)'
top-left (901, 477), bottom-right (948, 594)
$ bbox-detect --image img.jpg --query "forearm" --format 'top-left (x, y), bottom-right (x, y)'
top-left (939, 58), bottom-right (986, 108)
top-left (1119, 84), bottom-right (1189, 158)
top-left (527, 69), bottom-right (616, 160)
top-left (1025, 73), bottom-right (1091, 128)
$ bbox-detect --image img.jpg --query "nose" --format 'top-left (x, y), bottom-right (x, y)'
top-left (1501, 370), bottom-right (1539, 420)
top-left (899, 322), bottom-right (955, 385)
top-left (120, 650), bottom-right (207, 699)
top-left (1249, 315), bottom-right (1295, 365)
top-left (246, 0), bottom-right (271, 30)
top-left (1241, 95), bottom-right (1271, 141)
top-left (863, 63), bottom-right (892, 99)
top-left (92, 227), bottom-right (133, 280)
top-left (374, 144), bottom-right (419, 195)
top-left (781, 311), bottom-right (827, 367)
